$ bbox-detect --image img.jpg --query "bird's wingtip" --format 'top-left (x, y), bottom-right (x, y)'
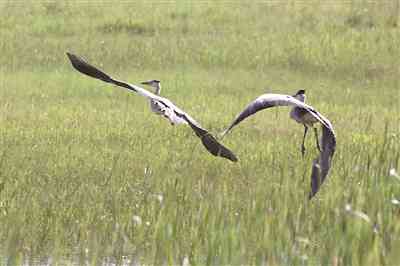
top-left (231, 155), bottom-right (239, 162)
top-left (66, 52), bottom-right (79, 64)
top-left (308, 191), bottom-right (316, 200)
top-left (220, 129), bottom-right (229, 139)
top-left (66, 52), bottom-right (73, 59)
top-left (221, 149), bottom-right (238, 163)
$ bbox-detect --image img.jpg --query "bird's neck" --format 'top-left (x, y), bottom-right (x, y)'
top-left (154, 84), bottom-right (161, 95)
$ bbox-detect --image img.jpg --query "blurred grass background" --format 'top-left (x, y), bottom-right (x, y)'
top-left (0, 1), bottom-right (399, 265)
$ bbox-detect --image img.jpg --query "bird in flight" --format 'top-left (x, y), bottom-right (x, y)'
top-left (66, 52), bottom-right (238, 162)
top-left (222, 90), bottom-right (336, 198)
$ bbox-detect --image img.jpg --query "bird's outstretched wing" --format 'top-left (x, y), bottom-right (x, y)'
top-left (153, 99), bottom-right (238, 162)
top-left (222, 93), bottom-right (331, 136)
top-left (222, 93), bottom-right (336, 198)
top-left (66, 52), bottom-right (156, 99)
top-left (222, 93), bottom-right (332, 136)
top-left (66, 52), bottom-right (238, 162)
top-left (176, 112), bottom-right (238, 162)
top-left (67, 52), bottom-right (188, 123)
top-left (309, 125), bottom-right (336, 199)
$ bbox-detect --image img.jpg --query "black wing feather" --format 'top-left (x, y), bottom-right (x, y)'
top-left (223, 97), bottom-right (277, 135)
top-left (66, 52), bottom-right (137, 93)
top-left (182, 114), bottom-right (238, 162)
top-left (309, 125), bottom-right (336, 199)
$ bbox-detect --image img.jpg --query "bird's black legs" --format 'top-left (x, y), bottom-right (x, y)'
top-left (314, 127), bottom-right (322, 152)
top-left (301, 126), bottom-right (308, 157)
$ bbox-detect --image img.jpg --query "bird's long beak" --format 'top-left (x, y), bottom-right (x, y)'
top-left (140, 81), bottom-right (151, 85)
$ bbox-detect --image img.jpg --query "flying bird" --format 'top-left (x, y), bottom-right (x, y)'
top-left (66, 52), bottom-right (237, 162)
top-left (222, 90), bottom-right (336, 199)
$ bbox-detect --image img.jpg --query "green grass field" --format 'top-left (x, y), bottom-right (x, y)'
top-left (1, 1), bottom-right (399, 265)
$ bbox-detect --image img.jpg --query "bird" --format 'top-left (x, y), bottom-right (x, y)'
top-left (66, 52), bottom-right (238, 162)
top-left (221, 90), bottom-right (336, 199)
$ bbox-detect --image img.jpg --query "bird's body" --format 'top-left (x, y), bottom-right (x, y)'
top-left (289, 89), bottom-right (319, 127)
top-left (150, 99), bottom-right (167, 116)
top-left (141, 79), bottom-right (188, 125)
top-left (290, 107), bottom-right (319, 127)
top-left (66, 52), bottom-right (237, 162)
top-left (222, 90), bottom-right (336, 199)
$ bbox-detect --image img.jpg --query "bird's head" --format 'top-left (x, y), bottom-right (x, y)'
top-left (141, 79), bottom-right (160, 87)
top-left (293, 89), bottom-right (306, 102)
top-left (141, 79), bottom-right (161, 94)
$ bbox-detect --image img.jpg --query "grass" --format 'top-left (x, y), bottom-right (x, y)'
top-left (0, 1), bottom-right (399, 265)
